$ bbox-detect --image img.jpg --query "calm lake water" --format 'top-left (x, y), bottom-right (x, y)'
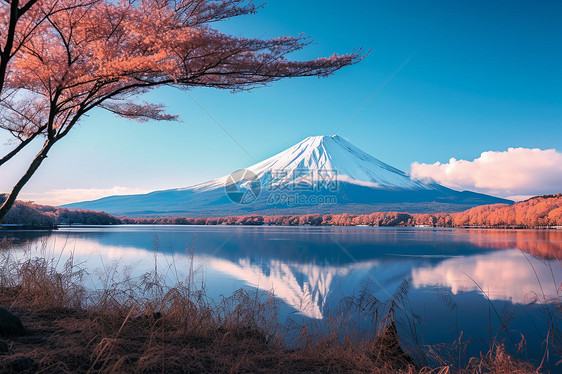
top-left (2, 226), bottom-right (561, 369)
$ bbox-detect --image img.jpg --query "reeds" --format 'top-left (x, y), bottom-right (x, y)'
top-left (0, 243), bottom-right (545, 373)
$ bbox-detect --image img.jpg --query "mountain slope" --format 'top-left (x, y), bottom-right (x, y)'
top-left (64, 135), bottom-right (511, 216)
top-left (187, 135), bottom-right (429, 192)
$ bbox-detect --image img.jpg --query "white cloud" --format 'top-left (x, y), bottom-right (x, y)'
top-left (20, 186), bottom-right (151, 206)
top-left (412, 250), bottom-right (562, 304)
top-left (410, 147), bottom-right (562, 199)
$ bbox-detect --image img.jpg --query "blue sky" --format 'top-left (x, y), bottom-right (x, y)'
top-left (1, 0), bottom-right (561, 204)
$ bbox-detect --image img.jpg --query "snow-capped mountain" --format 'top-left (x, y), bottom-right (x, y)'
top-left (63, 135), bottom-right (511, 216)
top-left (191, 135), bottom-right (429, 192)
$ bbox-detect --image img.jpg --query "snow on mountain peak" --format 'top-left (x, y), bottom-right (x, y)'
top-left (191, 135), bottom-right (431, 192)
top-left (244, 135), bottom-right (430, 190)
top-left (64, 135), bottom-right (511, 215)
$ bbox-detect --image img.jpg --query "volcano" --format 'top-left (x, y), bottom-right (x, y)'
top-left (63, 135), bottom-right (511, 216)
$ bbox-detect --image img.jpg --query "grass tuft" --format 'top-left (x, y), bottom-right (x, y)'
top-left (0, 247), bottom-right (542, 373)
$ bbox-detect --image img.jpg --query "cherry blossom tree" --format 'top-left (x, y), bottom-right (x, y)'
top-left (0, 0), bottom-right (362, 220)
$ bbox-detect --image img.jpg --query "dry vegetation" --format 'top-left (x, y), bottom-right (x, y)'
top-left (0, 246), bottom-right (542, 373)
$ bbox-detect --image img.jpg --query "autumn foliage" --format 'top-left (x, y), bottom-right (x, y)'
top-left (441, 194), bottom-right (562, 227)
top-left (0, 0), bottom-right (361, 221)
top-left (0, 194), bottom-right (121, 226)
top-left (122, 194), bottom-right (562, 228)
top-left (3, 194), bottom-right (561, 229)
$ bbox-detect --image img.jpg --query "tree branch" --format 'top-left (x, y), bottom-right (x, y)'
top-left (0, 125), bottom-right (46, 167)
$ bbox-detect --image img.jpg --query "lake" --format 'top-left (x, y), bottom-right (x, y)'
top-left (1, 226), bottom-right (561, 370)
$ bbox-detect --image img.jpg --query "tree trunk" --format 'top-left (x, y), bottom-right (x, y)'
top-left (0, 0), bottom-right (20, 94)
top-left (0, 139), bottom-right (54, 221)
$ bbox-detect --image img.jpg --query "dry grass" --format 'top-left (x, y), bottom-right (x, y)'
top-left (0, 248), bottom-right (541, 373)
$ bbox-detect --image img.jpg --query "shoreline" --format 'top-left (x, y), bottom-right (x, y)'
top-left (3, 223), bottom-right (561, 231)
top-left (2, 194), bottom-right (561, 231)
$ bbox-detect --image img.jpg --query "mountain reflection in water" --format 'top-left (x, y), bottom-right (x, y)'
top-left (3, 227), bottom-right (560, 320)
top-left (3, 226), bottom-right (560, 369)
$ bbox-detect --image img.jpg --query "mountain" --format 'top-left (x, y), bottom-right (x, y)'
top-left (63, 135), bottom-right (511, 216)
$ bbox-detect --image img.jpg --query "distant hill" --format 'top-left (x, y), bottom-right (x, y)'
top-left (0, 195), bottom-right (122, 228)
top-left (64, 135), bottom-right (511, 216)
top-left (432, 193), bottom-right (562, 227)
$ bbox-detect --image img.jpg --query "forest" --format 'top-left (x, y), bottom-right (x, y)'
top-left (2, 194), bottom-right (561, 229)
top-left (121, 194), bottom-right (562, 228)
top-left (0, 194), bottom-right (122, 227)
